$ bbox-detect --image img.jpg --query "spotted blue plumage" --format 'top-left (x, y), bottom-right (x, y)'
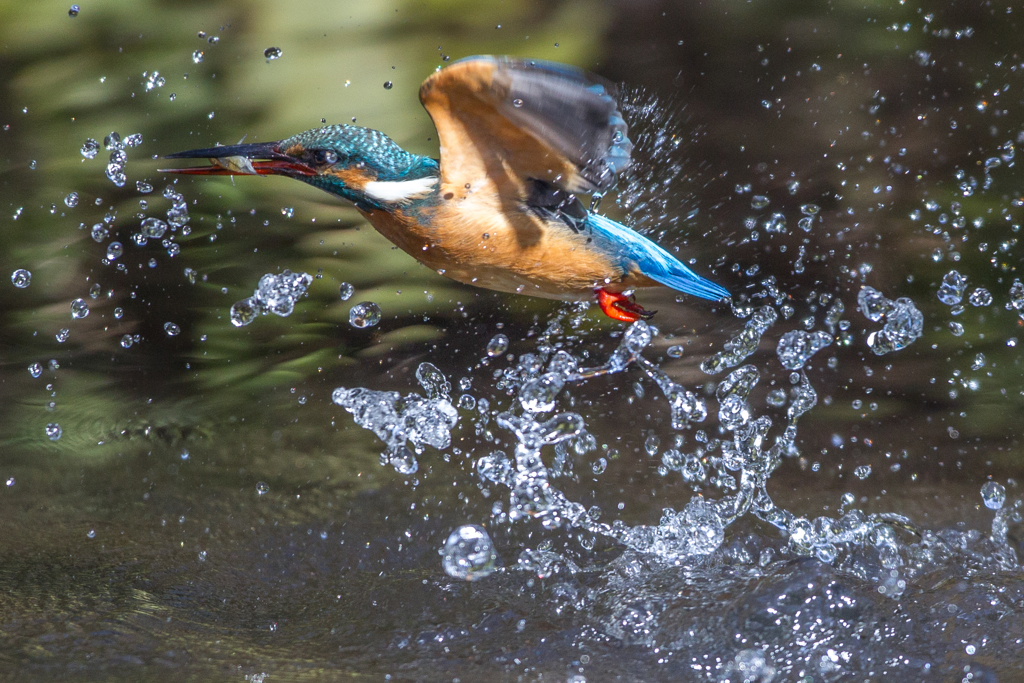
top-left (585, 213), bottom-right (730, 301)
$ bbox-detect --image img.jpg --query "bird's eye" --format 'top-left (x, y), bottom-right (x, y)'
top-left (318, 150), bottom-right (338, 165)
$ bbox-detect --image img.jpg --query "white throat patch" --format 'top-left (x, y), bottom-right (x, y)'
top-left (363, 176), bottom-right (438, 203)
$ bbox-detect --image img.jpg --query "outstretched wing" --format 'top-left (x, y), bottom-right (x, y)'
top-left (419, 56), bottom-right (632, 195)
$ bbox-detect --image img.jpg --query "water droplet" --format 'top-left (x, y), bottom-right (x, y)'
top-left (68, 5), bottom-right (80, 17)
top-left (949, 321), bottom-right (965, 337)
top-left (349, 302), bottom-right (382, 328)
top-left (64, 192), bottom-right (79, 208)
top-left (141, 217), bottom-right (168, 238)
top-left (264, 47), bottom-right (282, 61)
top-left (103, 132), bottom-right (121, 150)
top-left (230, 298), bottom-right (259, 327)
top-left (980, 481), bottom-right (1006, 510)
top-left (256, 482), bottom-right (270, 496)
top-left (10, 269), bottom-right (31, 288)
top-left (853, 465), bottom-right (872, 480)
top-left (937, 270), bottom-right (967, 305)
top-left (442, 525), bottom-right (497, 581)
top-left (88, 283), bottom-right (101, 299)
top-left (968, 287), bottom-right (992, 307)
top-left (164, 322), bottom-right (181, 336)
top-left (486, 333), bottom-right (509, 357)
top-left (45, 423), bottom-right (62, 441)
top-left (207, 35), bottom-right (219, 45)
top-left (55, 328), bottom-right (70, 343)
top-left (106, 242), bottom-right (123, 260)
top-left (751, 195), bottom-right (770, 210)
top-left (28, 362), bottom-right (42, 378)
top-left (192, 50), bottom-right (204, 63)
top-left (120, 334), bottom-right (133, 349)
top-left (766, 388), bottom-right (787, 407)
top-left (280, 207), bottom-right (294, 218)
top-left (512, 97), bottom-right (524, 107)
top-left (86, 529), bottom-right (96, 538)
top-left (383, 81), bottom-right (393, 89)
top-left (80, 138), bottom-right (99, 159)
top-left (666, 345), bottom-right (684, 358)
top-left (70, 298), bottom-right (90, 319)
top-left (136, 181), bottom-right (153, 194)
top-left (338, 282), bottom-right (354, 301)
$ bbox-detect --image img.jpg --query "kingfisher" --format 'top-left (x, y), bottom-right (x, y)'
top-left (162, 56), bottom-right (729, 322)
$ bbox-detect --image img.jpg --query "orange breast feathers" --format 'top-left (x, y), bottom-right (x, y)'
top-left (360, 182), bottom-right (626, 301)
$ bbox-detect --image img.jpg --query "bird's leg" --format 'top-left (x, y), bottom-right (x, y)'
top-left (595, 288), bottom-right (656, 323)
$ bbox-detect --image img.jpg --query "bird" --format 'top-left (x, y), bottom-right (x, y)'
top-left (161, 55), bottom-right (729, 322)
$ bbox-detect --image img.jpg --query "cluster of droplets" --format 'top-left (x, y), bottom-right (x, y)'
top-left (857, 286), bottom-right (924, 355)
top-left (230, 270), bottom-right (314, 327)
top-left (84, 131), bottom-right (142, 188)
top-left (331, 362), bottom-right (458, 475)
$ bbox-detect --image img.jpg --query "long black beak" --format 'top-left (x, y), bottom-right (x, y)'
top-left (159, 141), bottom-right (317, 177)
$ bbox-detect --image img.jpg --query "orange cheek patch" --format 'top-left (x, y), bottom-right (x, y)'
top-left (327, 167), bottom-right (371, 189)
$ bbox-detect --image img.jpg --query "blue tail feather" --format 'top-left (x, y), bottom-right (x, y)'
top-left (585, 213), bottom-right (730, 301)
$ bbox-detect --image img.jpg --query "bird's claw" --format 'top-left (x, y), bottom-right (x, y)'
top-left (596, 288), bottom-right (655, 323)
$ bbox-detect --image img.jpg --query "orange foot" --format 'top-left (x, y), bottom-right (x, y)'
top-left (595, 288), bottom-right (656, 323)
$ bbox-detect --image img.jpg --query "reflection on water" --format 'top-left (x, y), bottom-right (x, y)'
top-left (1, 0), bottom-right (1024, 681)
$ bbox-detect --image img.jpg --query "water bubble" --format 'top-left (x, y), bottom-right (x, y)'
top-left (10, 269), bottom-right (31, 288)
top-left (854, 465), bottom-right (872, 480)
top-left (164, 322), bottom-right (181, 336)
top-left (106, 242), bottom-right (123, 260)
top-left (338, 282), bottom-right (354, 300)
top-left (230, 298), bottom-right (259, 327)
top-left (56, 329), bottom-right (70, 343)
top-left (666, 345), bottom-right (684, 358)
top-left (383, 81), bottom-right (393, 89)
top-left (64, 192), bottom-right (79, 207)
top-left (120, 334), bottom-right (133, 349)
top-left (256, 482), bottom-right (270, 496)
top-left (264, 47), bottom-right (282, 61)
top-left (192, 50), bottom-right (204, 63)
top-left (81, 138), bottom-right (99, 159)
top-left (45, 423), bottom-right (62, 441)
top-left (750, 195), bottom-right (770, 209)
top-left (968, 288), bottom-right (992, 307)
top-left (349, 302), bottom-right (382, 328)
top-left (486, 333), bottom-right (509, 357)
top-left (68, 5), bottom-right (80, 17)
top-left (70, 298), bottom-right (90, 319)
top-left (937, 270), bottom-right (966, 305)
top-left (442, 525), bottom-right (497, 581)
top-left (980, 481), bottom-right (1006, 510)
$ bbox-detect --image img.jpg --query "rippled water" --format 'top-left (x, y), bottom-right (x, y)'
top-left (2, 1), bottom-right (1023, 681)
